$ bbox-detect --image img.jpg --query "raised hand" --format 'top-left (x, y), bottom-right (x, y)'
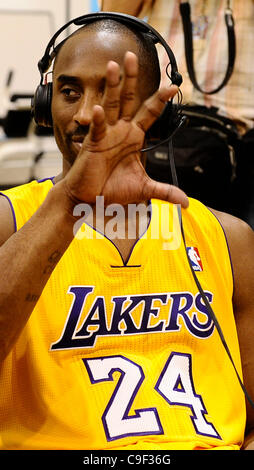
top-left (63, 51), bottom-right (188, 209)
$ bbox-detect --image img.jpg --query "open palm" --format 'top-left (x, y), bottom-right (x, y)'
top-left (64, 52), bottom-right (188, 208)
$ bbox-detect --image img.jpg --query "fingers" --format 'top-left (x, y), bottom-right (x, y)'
top-left (101, 51), bottom-right (177, 132)
top-left (102, 51), bottom-right (138, 125)
top-left (134, 85), bottom-right (179, 133)
top-left (96, 51), bottom-right (179, 139)
top-left (120, 52), bottom-right (138, 120)
top-left (102, 61), bottom-right (121, 125)
top-left (89, 105), bottom-right (106, 142)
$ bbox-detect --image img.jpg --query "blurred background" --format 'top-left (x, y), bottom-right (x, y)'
top-left (0, 0), bottom-right (99, 188)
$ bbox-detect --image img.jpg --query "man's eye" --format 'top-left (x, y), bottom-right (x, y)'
top-left (61, 88), bottom-right (79, 98)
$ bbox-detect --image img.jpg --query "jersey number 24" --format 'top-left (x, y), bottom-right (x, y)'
top-left (83, 352), bottom-right (221, 442)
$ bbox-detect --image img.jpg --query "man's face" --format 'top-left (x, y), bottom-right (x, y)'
top-left (51, 27), bottom-right (147, 169)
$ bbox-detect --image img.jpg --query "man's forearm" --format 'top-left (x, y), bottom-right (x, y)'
top-left (0, 183), bottom-right (76, 361)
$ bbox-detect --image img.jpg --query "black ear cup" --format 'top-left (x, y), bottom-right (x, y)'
top-left (31, 82), bottom-right (53, 127)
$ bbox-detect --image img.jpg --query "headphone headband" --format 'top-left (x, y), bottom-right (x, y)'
top-left (38, 11), bottom-right (182, 87)
top-left (32, 11), bottom-right (183, 128)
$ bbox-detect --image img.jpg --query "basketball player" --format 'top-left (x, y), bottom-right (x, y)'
top-left (0, 15), bottom-right (253, 450)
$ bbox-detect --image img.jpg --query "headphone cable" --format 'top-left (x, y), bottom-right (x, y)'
top-left (167, 137), bottom-right (254, 410)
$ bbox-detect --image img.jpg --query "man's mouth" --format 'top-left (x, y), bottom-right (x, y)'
top-left (68, 126), bottom-right (89, 155)
top-left (71, 136), bottom-right (85, 152)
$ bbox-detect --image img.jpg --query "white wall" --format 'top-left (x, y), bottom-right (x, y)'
top-left (0, 0), bottom-right (100, 115)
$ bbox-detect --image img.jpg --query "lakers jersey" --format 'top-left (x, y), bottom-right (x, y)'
top-left (0, 178), bottom-right (246, 450)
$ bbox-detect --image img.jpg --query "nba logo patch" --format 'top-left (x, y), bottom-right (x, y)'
top-left (187, 247), bottom-right (203, 271)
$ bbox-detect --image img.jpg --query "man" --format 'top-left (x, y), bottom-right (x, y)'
top-left (0, 15), bottom-right (253, 450)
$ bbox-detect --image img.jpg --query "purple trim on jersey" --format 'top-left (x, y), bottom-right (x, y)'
top-left (85, 200), bottom-right (152, 268)
top-left (37, 176), bottom-right (56, 185)
top-left (0, 178), bottom-right (55, 233)
top-left (83, 355), bottom-right (163, 442)
top-left (83, 218), bottom-right (128, 266)
top-left (110, 264), bottom-right (141, 268)
top-left (155, 352), bottom-right (221, 440)
top-left (206, 207), bottom-right (235, 296)
top-left (173, 374), bottom-right (185, 393)
top-left (0, 192), bottom-right (17, 232)
top-left (123, 200), bottom-right (152, 266)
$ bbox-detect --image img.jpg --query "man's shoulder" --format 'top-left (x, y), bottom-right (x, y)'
top-left (0, 178), bottom-right (55, 244)
top-left (209, 208), bottom-right (254, 247)
top-left (0, 194), bottom-right (16, 245)
top-left (210, 209), bottom-right (254, 295)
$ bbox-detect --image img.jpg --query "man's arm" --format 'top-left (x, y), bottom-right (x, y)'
top-left (0, 196), bottom-right (16, 245)
top-left (213, 210), bottom-right (254, 449)
top-left (0, 185), bottom-right (76, 361)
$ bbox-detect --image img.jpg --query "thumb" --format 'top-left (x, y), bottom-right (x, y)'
top-left (143, 178), bottom-right (189, 208)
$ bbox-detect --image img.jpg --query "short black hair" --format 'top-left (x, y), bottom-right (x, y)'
top-left (54, 18), bottom-right (161, 97)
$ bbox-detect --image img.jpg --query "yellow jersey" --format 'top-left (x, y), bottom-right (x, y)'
top-left (0, 178), bottom-right (245, 450)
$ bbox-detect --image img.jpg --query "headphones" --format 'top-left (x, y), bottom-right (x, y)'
top-left (31, 11), bottom-right (183, 136)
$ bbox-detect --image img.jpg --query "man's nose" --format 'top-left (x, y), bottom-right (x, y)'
top-left (73, 91), bottom-right (97, 126)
